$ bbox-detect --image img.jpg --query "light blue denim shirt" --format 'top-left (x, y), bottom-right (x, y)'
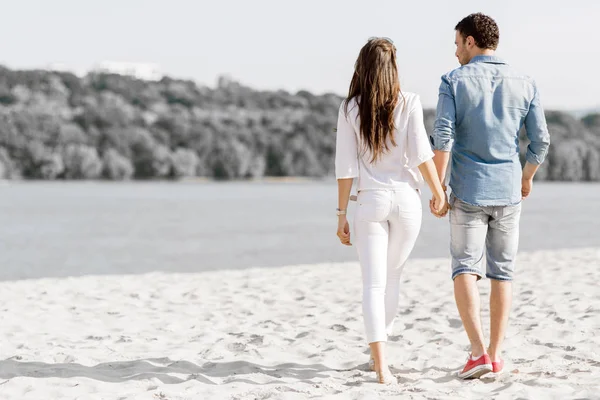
top-left (431, 55), bottom-right (550, 206)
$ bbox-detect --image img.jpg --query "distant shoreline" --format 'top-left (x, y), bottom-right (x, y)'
top-left (0, 176), bottom-right (329, 184)
top-left (2, 178), bottom-right (600, 185)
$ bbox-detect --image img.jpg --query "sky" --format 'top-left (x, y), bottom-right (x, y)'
top-left (0, 0), bottom-right (598, 110)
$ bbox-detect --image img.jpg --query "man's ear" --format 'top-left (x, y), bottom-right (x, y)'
top-left (466, 36), bottom-right (475, 48)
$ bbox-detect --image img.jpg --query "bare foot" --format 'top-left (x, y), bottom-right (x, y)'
top-left (376, 367), bottom-right (396, 384)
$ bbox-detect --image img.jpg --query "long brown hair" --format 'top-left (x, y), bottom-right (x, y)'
top-left (345, 38), bottom-right (402, 163)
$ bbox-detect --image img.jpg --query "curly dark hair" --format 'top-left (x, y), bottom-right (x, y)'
top-left (455, 13), bottom-right (499, 50)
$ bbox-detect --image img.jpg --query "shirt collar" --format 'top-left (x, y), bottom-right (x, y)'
top-left (469, 55), bottom-right (507, 65)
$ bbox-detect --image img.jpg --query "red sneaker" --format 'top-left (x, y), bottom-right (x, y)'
top-left (458, 354), bottom-right (492, 379)
top-left (492, 358), bottom-right (504, 374)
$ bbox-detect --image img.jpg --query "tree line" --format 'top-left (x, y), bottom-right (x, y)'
top-left (0, 67), bottom-right (598, 181)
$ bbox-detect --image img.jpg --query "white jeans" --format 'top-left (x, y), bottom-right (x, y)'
top-left (354, 187), bottom-right (422, 343)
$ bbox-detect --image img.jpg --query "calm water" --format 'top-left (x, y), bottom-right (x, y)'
top-left (1, 181), bottom-right (599, 281)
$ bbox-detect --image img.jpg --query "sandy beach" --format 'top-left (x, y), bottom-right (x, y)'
top-left (0, 247), bottom-right (598, 399)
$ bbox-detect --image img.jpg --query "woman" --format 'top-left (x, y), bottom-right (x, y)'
top-left (335, 37), bottom-right (446, 384)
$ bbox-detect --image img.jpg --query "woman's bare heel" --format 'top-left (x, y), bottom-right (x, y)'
top-left (369, 343), bottom-right (396, 384)
top-left (376, 367), bottom-right (396, 384)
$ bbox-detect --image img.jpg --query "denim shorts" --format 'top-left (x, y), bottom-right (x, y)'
top-left (449, 194), bottom-right (522, 281)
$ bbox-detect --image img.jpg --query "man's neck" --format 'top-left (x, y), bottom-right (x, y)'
top-left (473, 49), bottom-right (496, 57)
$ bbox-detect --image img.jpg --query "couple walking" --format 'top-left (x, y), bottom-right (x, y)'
top-left (334, 13), bottom-right (550, 384)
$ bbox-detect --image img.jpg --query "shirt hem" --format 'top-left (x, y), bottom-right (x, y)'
top-left (357, 181), bottom-right (421, 192)
top-left (451, 192), bottom-right (522, 207)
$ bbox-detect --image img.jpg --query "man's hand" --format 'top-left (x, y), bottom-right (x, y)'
top-left (522, 177), bottom-right (533, 199)
top-left (522, 163), bottom-right (539, 200)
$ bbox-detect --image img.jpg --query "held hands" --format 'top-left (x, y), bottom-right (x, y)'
top-left (336, 216), bottom-right (352, 246)
top-left (430, 186), bottom-right (450, 218)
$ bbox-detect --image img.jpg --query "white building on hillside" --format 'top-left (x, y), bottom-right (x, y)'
top-left (46, 63), bottom-right (86, 77)
top-left (92, 61), bottom-right (163, 81)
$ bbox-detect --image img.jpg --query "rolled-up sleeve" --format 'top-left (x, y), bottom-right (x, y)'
top-left (406, 95), bottom-right (435, 169)
top-left (335, 101), bottom-right (359, 179)
top-left (524, 83), bottom-right (550, 165)
top-left (431, 75), bottom-right (456, 152)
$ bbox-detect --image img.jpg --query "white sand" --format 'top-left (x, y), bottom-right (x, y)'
top-left (0, 248), bottom-right (599, 399)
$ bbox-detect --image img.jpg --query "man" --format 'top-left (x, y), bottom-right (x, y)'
top-left (430, 13), bottom-right (550, 379)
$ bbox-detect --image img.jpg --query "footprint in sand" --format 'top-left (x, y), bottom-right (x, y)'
top-left (249, 335), bottom-right (264, 346)
top-left (227, 342), bottom-right (247, 352)
top-left (330, 324), bottom-right (349, 332)
top-left (448, 318), bottom-right (463, 329)
top-left (86, 335), bottom-right (110, 341)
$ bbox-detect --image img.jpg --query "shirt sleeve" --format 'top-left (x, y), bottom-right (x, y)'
top-left (334, 101), bottom-right (359, 179)
top-left (524, 82), bottom-right (551, 165)
top-left (406, 95), bottom-right (435, 169)
top-left (431, 74), bottom-right (456, 152)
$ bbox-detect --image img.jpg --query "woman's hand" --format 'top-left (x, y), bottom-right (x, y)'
top-left (337, 216), bottom-right (352, 246)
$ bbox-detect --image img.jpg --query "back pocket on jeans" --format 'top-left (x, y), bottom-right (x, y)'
top-left (356, 191), bottom-right (392, 222)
